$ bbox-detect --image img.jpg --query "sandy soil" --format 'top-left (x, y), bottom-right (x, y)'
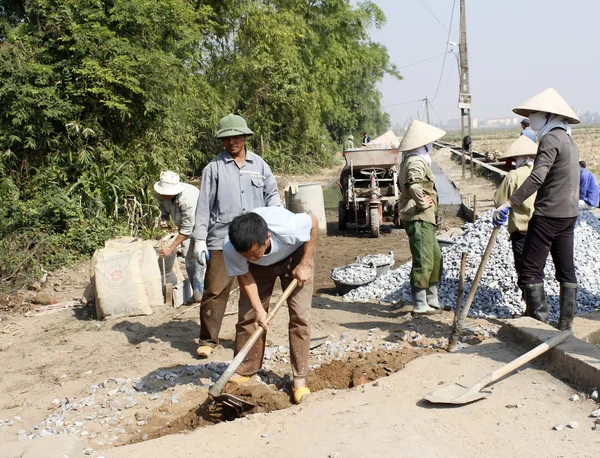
top-left (2, 159), bottom-right (599, 457)
top-left (106, 338), bottom-right (600, 458)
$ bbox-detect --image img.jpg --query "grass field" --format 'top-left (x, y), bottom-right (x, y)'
top-left (444, 126), bottom-right (600, 175)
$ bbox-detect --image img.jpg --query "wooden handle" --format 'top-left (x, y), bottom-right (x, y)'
top-left (448, 227), bottom-right (500, 351)
top-left (452, 252), bottom-right (467, 327)
top-left (209, 278), bottom-right (299, 397)
top-left (474, 330), bottom-right (572, 390)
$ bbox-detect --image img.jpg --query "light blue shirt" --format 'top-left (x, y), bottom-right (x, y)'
top-left (223, 207), bottom-right (312, 276)
top-left (193, 150), bottom-right (281, 249)
top-left (521, 127), bottom-right (537, 143)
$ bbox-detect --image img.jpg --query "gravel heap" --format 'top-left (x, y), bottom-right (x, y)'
top-left (331, 263), bottom-right (376, 284)
top-left (344, 210), bottom-right (600, 320)
top-left (355, 252), bottom-right (394, 267)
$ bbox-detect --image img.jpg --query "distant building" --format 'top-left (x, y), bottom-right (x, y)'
top-left (472, 118), bottom-right (479, 129)
top-left (447, 118), bottom-right (460, 129)
top-left (484, 117), bottom-right (518, 128)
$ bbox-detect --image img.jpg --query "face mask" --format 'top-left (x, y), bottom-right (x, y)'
top-left (529, 112), bottom-right (549, 131)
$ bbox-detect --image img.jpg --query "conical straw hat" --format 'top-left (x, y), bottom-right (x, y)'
top-left (497, 135), bottom-right (538, 160)
top-left (398, 120), bottom-right (446, 152)
top-left (513, 88), bottom-right (580, 124)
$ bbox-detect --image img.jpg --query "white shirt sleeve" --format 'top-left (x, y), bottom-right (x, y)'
top-left (252, 207), bottom-right (312, 244)
top-left (223, 237), bottom-right (250, 276)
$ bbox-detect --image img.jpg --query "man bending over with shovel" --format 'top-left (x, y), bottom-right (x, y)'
top-left (222, 207), bottom-right (318, 404)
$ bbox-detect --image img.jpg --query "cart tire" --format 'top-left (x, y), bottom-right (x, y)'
top-left (369, 206), bottom-right (380, 238)
top-left (338, 201), bottom-right (347, 231)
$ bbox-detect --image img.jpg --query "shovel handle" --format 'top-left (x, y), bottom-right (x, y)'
top-left (474, 330), bottom-right (572, 391)
top-left (452, 252), bottom-right (467, 327)
top-left (209, 278), bottom-right (299, 397)
top-left (448, 226), bottom-right (500, 351)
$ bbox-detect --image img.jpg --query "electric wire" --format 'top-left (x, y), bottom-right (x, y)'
top-left (398, 52), bottom-right (445, 69)
top-left (382, 99), bottom-right (423, 109)
top-left (428, 100), bottom-right (445, 125)
top-left (430, 0), bottom-right (456, 104)
top-left (415, 0), bottom-right (448, 32)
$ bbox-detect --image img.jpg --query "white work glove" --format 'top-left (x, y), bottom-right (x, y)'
top-left (492, 201), bottom-right (512, 227)
top-left (194, 240), bottom-right (210, 266)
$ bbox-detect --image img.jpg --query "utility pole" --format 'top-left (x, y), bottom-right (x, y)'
top-left (424, 97), bottom-right (431, 124)
top-left (459, 0), bottom-right (473, 179)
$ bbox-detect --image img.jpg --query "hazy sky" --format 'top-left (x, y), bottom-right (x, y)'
top-left (368, 0), bottom-right (600, 126)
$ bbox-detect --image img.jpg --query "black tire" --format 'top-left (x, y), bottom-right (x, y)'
top-left (369, 206), bottom-right (380, 238)
top-left (338, 201), bottom-right (348, 231)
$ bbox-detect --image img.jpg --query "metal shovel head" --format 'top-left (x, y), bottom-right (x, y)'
top-left (424, 383), bottom-right (491, 405)
top-left (214, 393), bottom-right (256, 410)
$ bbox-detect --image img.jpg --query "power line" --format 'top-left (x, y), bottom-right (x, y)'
top-left (428, 100), bottom-right (444, 125)
top-left (382, 99), bottom-right (423, 109)
top-left (398, 52), bottom-right (445, 69)
top-left (415, 0), bottom-right (448, 32)
top-left (430, 0), bottom-right (456, 104)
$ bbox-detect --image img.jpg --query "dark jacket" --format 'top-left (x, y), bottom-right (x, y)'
top-left (511, 128), bottom-right (579, 218)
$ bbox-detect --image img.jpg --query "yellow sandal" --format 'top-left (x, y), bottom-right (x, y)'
top-left (196, 345), bottom-right (213, 358)
top-left (229, 375), bottom-right (250, 384)
top-left (292, 386), bottom-right (311, 404)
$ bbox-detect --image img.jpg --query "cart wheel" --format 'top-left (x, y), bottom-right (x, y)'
top-left (338, 201), bottom-right (347, 231)
top-left (369, 206), bottom-right (380, 238)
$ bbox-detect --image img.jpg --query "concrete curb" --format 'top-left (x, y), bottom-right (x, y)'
top-left (499, 317), bottom-right (600, 391)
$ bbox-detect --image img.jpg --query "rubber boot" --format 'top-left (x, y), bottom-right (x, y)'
top-left (411, 287), bottom-right (441, 315)
top-left (523, 283), bottom-right (549, 324)
top-left (557, 282), bottom-right (577, 331)
top-left (426, 285), bottom-right (441, 309)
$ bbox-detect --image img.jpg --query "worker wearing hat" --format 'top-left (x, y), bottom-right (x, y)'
top-left (493, 136), bottom-right (538, 282)
top-left (344, 135), bottom-right (355, 151)
top-left (154, 171), bottom-right (205, 301)
top-left (493, 88), bottom-right (580, 330)
top-left (192, 114), bottom-right (281, 358)
top-left (397, 120), bottom-right (446, 315)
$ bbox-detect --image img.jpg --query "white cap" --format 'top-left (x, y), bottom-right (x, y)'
top-left (398, 120), bottom-right (446, 152)
top-left (154, 171), bottom-right (184, 195)
top-left (513, 88), bottom-right (580, 124)
top-left (497, 135), bottom-right (538, 160)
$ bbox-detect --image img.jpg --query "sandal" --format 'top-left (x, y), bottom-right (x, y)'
top-left (292, 386), bottom-right (311, 404)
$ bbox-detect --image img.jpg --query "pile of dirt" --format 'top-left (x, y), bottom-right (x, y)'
top-left (308, 347), bottom-right (434, 390)
top-left (225, 383), bottom-right (292, 412)
top-left (129, 347), bottom-right (435, 445)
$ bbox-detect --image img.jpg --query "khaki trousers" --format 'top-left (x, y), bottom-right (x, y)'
top-left (199, 250), bottom-right (234, 347)
top-left (235, 246), bottom-right (313, 378)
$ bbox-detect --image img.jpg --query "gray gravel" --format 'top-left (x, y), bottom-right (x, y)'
top-left (331, 263), bottom-right (376, 284)
top-left (344, 210), bottom-right (600, 320)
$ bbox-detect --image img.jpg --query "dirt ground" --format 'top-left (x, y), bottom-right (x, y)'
top-left (2, 159), bottom-right (599, 457)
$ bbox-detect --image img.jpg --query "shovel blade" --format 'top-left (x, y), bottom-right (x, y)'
top-left (213, 393), bottom-right (255, 410)
top-left (424, 383), bottom-right (490, 405)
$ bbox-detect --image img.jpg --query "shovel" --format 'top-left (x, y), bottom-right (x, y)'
top-left (209, 278), bottom-right (299, 409)
top-left (447, 226), bottom-right (500, 351)
top-left (424, 330), bottom-right (571, 405)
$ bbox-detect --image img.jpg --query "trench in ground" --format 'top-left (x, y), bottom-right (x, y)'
top-left (125, 346), bottom-right (437, 444)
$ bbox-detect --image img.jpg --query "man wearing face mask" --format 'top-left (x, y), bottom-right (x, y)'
top-left (193, 114), bottom-right (281, 358)
top-left (493, 88), bottom-right (580, 330)
top-left (397, 120), bottom-right (446, 315)
top-left (493, 136), bottom-right (538, 280)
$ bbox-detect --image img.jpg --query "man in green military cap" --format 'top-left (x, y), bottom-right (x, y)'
top-left (192, 114), bottom-right (281, 358)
